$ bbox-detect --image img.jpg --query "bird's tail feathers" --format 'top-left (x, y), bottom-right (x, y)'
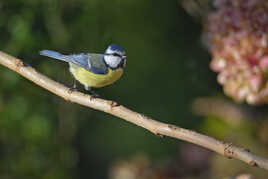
top-left (40, 50), bottom-right (71, 62)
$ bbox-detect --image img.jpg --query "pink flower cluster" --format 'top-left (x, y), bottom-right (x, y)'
top-left (205, 0), bottom-right (268, 104)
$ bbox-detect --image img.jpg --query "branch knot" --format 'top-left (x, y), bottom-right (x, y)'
top-left (224, 142), bottom-right (234, 159)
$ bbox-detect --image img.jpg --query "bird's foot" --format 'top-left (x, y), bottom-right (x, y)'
top-left (68, 80), bottom-right (78, 93)
top-left (84, 85), bottom-right (100, 99)
top-left (90, 91), bottom-right (100, 98)
top-left (68, 87), bottom-right (78, 94)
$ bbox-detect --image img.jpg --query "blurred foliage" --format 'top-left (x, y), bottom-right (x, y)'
top-left (0, 0), bottom-right (266, 178)
top-left (193, 97), bottom-right (268, 178)
top-left (180, 0), bottom-right (213, 20)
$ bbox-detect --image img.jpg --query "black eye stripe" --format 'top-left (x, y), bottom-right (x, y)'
top-left (112, 53), bottom-right (121, 57)
top-left (104, 53), bottom-right (122, 57)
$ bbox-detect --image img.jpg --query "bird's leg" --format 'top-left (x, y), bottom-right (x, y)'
top-left (84, 85), bottom-right (100, 98)
top-left (84, 85), bottom-right (89, 91)
top-left (73, 79), bottom-right (77, 89)
top-left (69, 79), bottom-right (78, 91)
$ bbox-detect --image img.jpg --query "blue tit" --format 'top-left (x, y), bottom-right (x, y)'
top-left (40, 44), bottom-right (127, 94)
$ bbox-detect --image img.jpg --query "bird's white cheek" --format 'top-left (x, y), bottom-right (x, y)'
top-left (104, 56), bottom-right (121, 68)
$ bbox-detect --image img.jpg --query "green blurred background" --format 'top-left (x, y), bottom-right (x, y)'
top-left (0, 0), bottom-right (267, 178)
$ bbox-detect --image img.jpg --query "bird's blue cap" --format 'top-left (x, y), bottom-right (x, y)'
top-left (105, 44), bottom-right (126, 55)
top-left (109, 44), bottom-right (124, 51)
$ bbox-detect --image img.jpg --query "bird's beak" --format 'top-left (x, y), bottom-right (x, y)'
top-left (122, 55), bottom-right (127, 60)
top-left (122, 57), bottom-right (127, 68)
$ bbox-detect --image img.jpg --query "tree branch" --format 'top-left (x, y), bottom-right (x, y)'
top-left (0, 51), bottom-right (268, 170)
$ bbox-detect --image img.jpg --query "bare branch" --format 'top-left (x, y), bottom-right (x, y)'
top-left (0, 51), bottom-right (268, 170)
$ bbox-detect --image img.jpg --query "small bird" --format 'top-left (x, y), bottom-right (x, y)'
top-left (40, 44), bottom-right (127, 96)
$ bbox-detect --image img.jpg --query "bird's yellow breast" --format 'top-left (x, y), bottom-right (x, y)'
top-left (69, 64), bottom-right (123, 88)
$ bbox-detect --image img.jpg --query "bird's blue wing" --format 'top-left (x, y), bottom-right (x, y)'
top-left (40, 50), bottom-right (108, 74)
top-left (68, 53), bottom-right (108, 75)
top-left (67, 54), bottom-right (89, 68)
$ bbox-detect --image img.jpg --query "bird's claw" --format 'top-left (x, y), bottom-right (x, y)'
top-left (68, 87), bottom-right (78, 94)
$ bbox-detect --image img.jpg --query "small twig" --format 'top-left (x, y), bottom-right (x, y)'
top-left (0, 51), bottom-right (268, 170)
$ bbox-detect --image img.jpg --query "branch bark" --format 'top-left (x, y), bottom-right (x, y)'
top-left (0, 51), bottom-right (268, 170)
